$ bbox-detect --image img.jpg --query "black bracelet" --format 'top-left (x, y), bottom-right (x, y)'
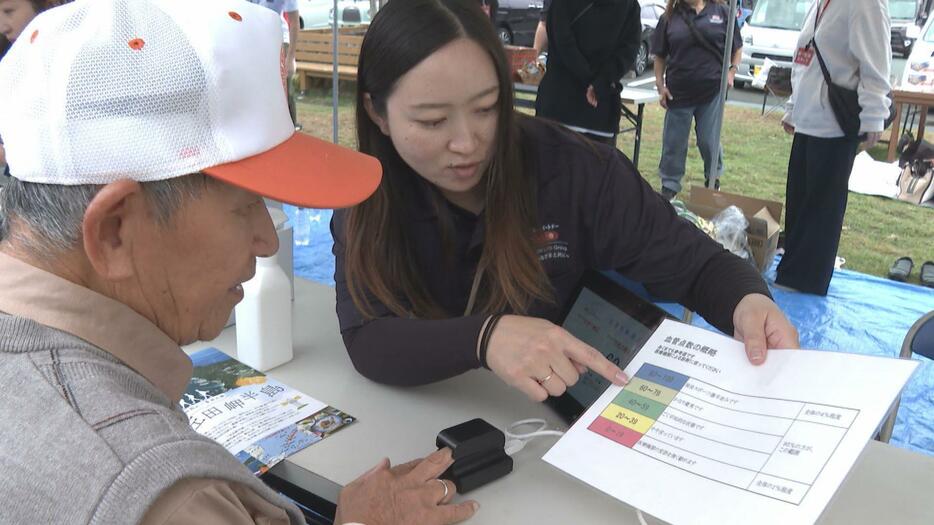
top-left (478, 313), bottom-right (504, 370)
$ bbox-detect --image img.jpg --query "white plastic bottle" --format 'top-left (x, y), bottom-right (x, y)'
top-left (235, 255), bottom-right (293, 371)
top-left (293, 207), bottom-right (311, 246)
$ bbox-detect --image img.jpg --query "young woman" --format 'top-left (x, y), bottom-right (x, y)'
top-left (331, 0), bottom-right (797, 401)
top-left (0, 0), bottom-right (56, 50)
top-left (652, 0), bottom-right (743, 199)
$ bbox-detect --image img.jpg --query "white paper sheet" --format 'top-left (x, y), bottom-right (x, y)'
top-left (848, 151), bottom-right (901, 199)
top-left (544, 319), bottom-right (918, 525)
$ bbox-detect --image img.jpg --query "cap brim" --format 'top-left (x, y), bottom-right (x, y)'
top-left (202, 131), bottom-right (381, 208)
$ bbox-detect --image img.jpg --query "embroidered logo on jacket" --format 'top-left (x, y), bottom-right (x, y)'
top-left (534, 223), bottom-right (570, 263)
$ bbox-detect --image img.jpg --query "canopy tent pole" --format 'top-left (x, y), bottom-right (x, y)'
top-left (707, 0), bottom-right (739, 189)
top-left (332, 0), bottom-right (339, 143)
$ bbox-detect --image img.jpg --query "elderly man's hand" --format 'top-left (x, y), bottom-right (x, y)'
top-left (732, 293), bottom-right (799, 365)
top-left (334, 448), bottom-right (478, 525)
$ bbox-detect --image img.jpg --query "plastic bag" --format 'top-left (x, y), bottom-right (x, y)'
top-left (517, 60), bottom-right (546, 85)
top-left (711, 205), bottom-right (753, 263)
top-left (670, 199), bottom-right (715, 238)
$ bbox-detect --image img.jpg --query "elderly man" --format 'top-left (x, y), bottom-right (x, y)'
top-left (0, 1), bottom-right (476, 524)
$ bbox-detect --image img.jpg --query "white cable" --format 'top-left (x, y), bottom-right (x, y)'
top-left (636, 509), bottom-right (649, 525)
top-left (503, 418), bottom-right (565, 456)
top-left (505, 419), bottom-right (650, 524)
top-left (505, 420), bottom-right (653, 523)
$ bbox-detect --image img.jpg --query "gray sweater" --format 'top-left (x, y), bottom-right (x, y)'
top-left (0, 312), bottom-right (305, 525)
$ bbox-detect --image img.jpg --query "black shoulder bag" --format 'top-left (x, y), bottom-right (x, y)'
top-left (809, 1), bottom-right (894, 139)
top-left (810, 38), bottom-right (862, 139)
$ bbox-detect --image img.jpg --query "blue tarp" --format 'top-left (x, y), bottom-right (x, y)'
top-left (285, 206), bottom-right (934, 456)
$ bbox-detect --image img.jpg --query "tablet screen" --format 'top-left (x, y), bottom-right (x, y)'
top-left (546, 272), bottom-right (671, 424)
top-left (561, 287), bottom-right (653, 407)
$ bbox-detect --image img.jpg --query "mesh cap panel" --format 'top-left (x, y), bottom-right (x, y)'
top-left (0, 0), bottom-right (286, 185)
top-left (0, 0), bottom-right (382, 209)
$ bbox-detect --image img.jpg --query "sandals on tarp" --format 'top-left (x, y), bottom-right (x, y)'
top-left (888, 257), bottom-right (914, 282)
top-left (921, 261), bottom-right (934, 288)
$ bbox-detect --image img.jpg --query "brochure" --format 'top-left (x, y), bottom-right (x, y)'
top-left (182, 347), bottom-right (355, 475)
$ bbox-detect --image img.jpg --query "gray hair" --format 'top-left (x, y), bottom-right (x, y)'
top-left (0, 173), bottom-right (212, 258)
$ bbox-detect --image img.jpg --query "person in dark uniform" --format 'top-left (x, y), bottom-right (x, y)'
top-left (535, 0), bottom-right (641, 145)
top-left (652, 0), bottom-right (742, 199)
top-left (479, 0), bottom-right (497, 23)
top-left (533, 0), bottom-right (549, 53)
top-left (333, 0), bottom-right (797, 401)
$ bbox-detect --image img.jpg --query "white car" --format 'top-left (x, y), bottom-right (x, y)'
top-left (735, 0), bottom-right (812, 89)
top-left (637, 0), bottom-right (666, 76)
top-left (297, 0), bottom-right (371, 30)
top-left (900, 14), bottom-right (934, 89)
top-left (889, 0), bottom-right (924, 58)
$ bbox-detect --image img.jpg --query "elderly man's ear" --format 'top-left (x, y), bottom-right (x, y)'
top-left (81, 179), bottom-right (146, 281)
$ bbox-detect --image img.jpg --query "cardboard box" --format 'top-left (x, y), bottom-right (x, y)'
top-left (504, 45), bottom-right (538, 82)
top-left (685, 186), bottom-right (783, 274)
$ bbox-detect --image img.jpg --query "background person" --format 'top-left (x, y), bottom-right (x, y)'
top-left (332, 0), bottom-right (798, 403)
top-left (777, 0), bottom-right (891, 295)
top-left (533, 0), bottom-right (549, 54)
top-left (0, 1), bottom-right (475, 524)
top-left (479, 0), bottom-right (497, 22)
top-left (244, 0), bottom-right (301, 127)
top-left (535, 0), bottom-right (642, 145)
top-left (652, 0), bottom-right (742, 200)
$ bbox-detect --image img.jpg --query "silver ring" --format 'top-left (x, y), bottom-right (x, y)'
top-left (435, 478), bottom-right (449, 501)
top-left (536, 372), bottom-right (555, 385)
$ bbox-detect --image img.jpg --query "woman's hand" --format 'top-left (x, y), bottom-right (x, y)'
top-left (862, 132), bottom-right (883, 149)
top-left (732, 293), bottom-right (799, 365)
top-left (586, 85), bottom-right (598, 108)
top-left (335, 448), bottom-right (478, 525)
top-left (658, 84), bottom-right (673, 109)
top-left (782, 121), bottom-right (795, 135)
top-left (485, 315), bottom-right (629, 401)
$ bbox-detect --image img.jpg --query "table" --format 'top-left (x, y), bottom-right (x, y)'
top-left (886, 89), bottom-right (934, 161)
top-left (186, 278), bottom-right (934, 525)
top-left (513, 83), bottom-right (661, 170)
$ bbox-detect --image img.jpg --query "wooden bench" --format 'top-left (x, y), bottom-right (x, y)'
top-left (294, 27), bottom-right (365, 91)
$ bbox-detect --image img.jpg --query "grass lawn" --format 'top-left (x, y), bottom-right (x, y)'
top-left (295, 84), bottom-right (933, 281)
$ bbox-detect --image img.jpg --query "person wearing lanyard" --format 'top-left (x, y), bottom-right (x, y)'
top-left (652, 0), bottom-right (743, 200)
top-left (777, 0), bottom-right (890, 296)
top-left (333, 0), bottom-right (798, 402)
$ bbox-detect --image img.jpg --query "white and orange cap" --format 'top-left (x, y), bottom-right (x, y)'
top-left (0, 0), bottom-right (380, 208)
